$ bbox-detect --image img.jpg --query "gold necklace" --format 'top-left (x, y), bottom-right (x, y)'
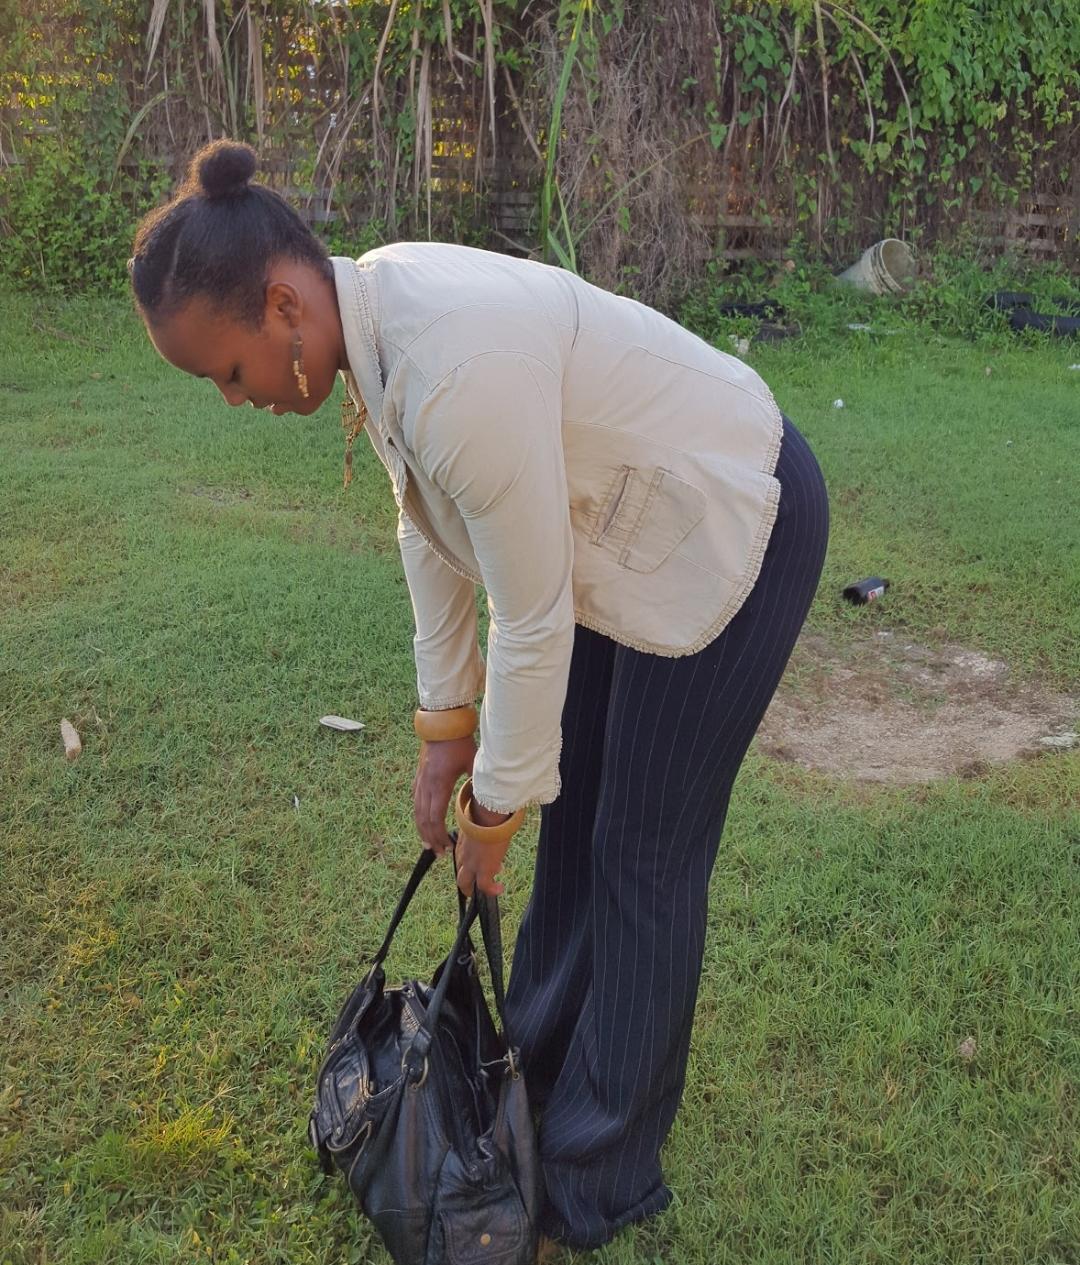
top-left (340, 390), bottom-right (367, 489)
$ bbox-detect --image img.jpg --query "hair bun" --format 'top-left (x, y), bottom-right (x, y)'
top-left (191, 140), bottom-right (257, 201)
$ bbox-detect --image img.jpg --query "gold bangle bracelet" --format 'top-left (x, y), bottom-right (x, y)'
top-left (455, 778), bottom-right (525, 847)
top-left (413, 705), bottom-right (478, 743)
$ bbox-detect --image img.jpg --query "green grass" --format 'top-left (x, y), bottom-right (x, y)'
top-left (1, 283), bottom-right (1078, 1265)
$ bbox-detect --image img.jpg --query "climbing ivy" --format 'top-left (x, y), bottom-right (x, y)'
top-left (1, 0), bottom-right (1076, 297)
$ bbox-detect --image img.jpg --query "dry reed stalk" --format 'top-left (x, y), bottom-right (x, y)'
top-left (813, 0), bottom-right (836, 172)
top-left (245, 3), bottom-right (265, 145)
top-left (478, 0), bottom-right (497, 154)
top-left (146, 0), bottom-right (171, 73)
top-left (203, 0), bottom-right (223, 81)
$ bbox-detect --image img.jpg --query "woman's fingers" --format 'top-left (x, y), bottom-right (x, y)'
top-left (455, 861), bottom-right (504, 898)
top-left (412, 764), bottom-right (453, 854)
top-left (412, 775), bottom-right (440, 853)
top-left (413, 737), bottom-right (476, 855)
top-left (416, 783), bottom-right (452, 854)
top-left (454, 835), bottom-right (507, 897)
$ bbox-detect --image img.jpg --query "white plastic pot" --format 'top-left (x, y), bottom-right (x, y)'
top-left (837, 239), bottom-right (916, 295)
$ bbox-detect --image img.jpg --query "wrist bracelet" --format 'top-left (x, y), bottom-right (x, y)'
top-left (455, 778), bottom-right (525, 847)
top-left (413, 705), bottom-right (478, 743)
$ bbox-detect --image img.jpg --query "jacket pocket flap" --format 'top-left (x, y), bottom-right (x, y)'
top-left (620, 468), bottom-right (706, 573)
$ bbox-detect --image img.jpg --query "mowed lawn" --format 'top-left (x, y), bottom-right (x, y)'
top-left (1, 288), bottom-right (1077, 1265)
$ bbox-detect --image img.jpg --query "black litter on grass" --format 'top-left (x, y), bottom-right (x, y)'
top-left (987, 290), bottom-right (1080, 336)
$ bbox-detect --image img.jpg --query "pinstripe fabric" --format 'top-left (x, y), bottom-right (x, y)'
top-left (503, 415), bottom-right (830, 1249)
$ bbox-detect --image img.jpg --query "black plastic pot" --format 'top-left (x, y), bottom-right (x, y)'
top-left (985, 291), bottom-right (1080, 336)
top-left (986, 291), bottom-right (1034, 312)
top-left (1005, 308), bottom-right (1080, 336)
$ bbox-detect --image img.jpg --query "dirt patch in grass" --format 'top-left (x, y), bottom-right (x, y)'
top-left (757, 631), bottom-right (1078, 783)
top-left (189, 484), bottom-right (255, 505)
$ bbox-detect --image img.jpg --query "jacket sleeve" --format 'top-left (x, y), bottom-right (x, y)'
top-left (397, 509), bottom-right (486, 711)
top-left (408, 351), bottom-right (575, 813)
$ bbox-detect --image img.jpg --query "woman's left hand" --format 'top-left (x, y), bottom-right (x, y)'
top-left (455, 799), bottom-right (514, 898)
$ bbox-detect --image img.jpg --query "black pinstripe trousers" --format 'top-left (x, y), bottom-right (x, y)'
top-left (503, 415), bottom-right (830, 1249)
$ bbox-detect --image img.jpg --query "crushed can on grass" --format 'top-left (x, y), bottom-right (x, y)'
top-left (842, 577), bottom-right (890, 605)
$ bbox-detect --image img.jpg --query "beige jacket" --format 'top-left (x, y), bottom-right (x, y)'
top-left (332, 244), bottom-right (783, 813)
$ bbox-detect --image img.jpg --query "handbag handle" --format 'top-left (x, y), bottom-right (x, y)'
top-left (455, 870), bottom-right (521, 1067)
top-left (356, 844), bottom-right (481, 1083)
top-left (402, 889), bottom-right (481, 1081)
top-left (361, 844), bottom-right (518, 1081)
top-left (456, 883), bottom-right (514, 1051)
top-left (361, 846), bottom-right (439, 988)
top-left (406, 885), bottom-right (518, 1082)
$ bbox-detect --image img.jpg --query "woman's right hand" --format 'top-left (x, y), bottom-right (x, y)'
top-left (412, 736), bottom-right (476, 855)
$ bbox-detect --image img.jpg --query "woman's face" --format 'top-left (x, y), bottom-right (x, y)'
top-left (146, 262), bottom-right (343, 416)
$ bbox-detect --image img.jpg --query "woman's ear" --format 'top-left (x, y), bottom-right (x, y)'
top-left (264, 279), bottom-right (302, 330)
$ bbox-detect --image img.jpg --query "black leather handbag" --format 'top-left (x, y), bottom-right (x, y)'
top-left (308, 848), bottom-right (541, 1265)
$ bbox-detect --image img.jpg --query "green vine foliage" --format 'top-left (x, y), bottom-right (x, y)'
top-left (0, 0), bottom-right (156, 290)
top-left (1, 0), bottom-right (1077, 301)
top-left (712, 0), bottom-right (1079, 238)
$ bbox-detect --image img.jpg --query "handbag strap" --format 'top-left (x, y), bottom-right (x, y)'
top-left (403, 891), bottom-right (480, 1079)
top-left (455, 871), bottom-right (517, 1057)
top-left (362, 847), bottom-right (437, 987)
top-left (364, 844), bottom-right (520, 1079)
top-left (477, 893), bottom-right (512, 1043)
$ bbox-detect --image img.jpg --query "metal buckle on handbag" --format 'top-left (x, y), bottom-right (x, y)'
top-left (402, 1048), bottom-right (429, 1089)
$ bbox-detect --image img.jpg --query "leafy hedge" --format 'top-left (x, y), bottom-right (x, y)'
top-left (1, 0), bottom-right (1077, 303)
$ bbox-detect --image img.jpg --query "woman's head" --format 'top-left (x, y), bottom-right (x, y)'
top-left (130, 140), bottom-right (344, 415)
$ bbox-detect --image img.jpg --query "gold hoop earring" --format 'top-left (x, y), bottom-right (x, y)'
top-left (292, 334), bottom-right (310, 399)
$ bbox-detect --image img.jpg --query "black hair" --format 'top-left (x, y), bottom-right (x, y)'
top-left (129, 139), bottom-right (333, 327)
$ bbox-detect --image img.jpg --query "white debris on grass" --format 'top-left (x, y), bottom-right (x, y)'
top-left (319, 715), bottom-right (365, 732)
top-left (60, 719), bottom-right (82, 761)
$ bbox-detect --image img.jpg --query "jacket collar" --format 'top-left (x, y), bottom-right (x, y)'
top-left (331, 255), bottom-right (384, 423)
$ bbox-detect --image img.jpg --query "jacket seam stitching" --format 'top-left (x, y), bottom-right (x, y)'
top-left (570, 328), bottom-right (777, 402)
top-left (400, 507), bottom-right (483, 584)
top-left (398, 303), bottom-right (557, 358)
top-left (349, 265), bottom-right (383, 391)
top-left (564, 418), bottom-right (776, 473)
top-left (418, 349), bottom-right (558, 406)
top-left (387, 349), bottom-right (432, 398)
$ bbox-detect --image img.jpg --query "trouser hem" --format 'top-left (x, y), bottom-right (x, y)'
top-left (539, 1181), bottom-right (673, 1251)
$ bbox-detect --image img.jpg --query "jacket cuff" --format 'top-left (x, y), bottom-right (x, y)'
top-left (472, 765), bottom-right (562, 816)
top-left (417, 689), bottom-right (481, 711)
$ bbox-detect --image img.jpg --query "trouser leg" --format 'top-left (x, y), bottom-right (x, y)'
top-left (503, 624), bottom-right (616, 1110)
top-left (534, 416), bottom-right (830, 1248)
